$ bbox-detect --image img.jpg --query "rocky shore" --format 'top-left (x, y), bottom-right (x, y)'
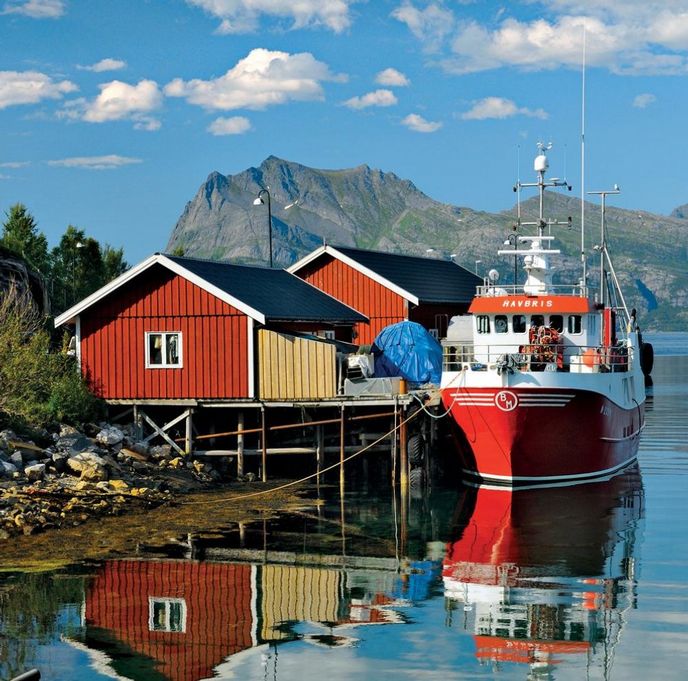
top-left (0, 423), bottom-right (232, 539)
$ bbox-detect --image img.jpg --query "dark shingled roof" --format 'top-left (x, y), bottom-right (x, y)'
top-left (332, 246), bottom-right (481, 303)
top-left (165, 255), bottom-right (367, 323)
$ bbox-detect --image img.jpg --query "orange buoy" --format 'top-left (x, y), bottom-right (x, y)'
top-left (582, 349), bottom-right (599, 367)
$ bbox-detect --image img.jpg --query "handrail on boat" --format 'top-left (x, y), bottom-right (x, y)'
top-left (475, 283), bottom-right (596, 297)
top-left (442, 341), bottom-right (634, 374)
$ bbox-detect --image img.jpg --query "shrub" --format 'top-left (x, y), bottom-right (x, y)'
top-left (0, 291), bottom-right (103, 428)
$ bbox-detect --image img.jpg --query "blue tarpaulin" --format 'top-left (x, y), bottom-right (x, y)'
top-left (371, 321), bottom-right (442, 385)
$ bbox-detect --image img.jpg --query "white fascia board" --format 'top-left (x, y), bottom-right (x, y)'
top-left (158, 256), bottom-right (266, 325)
top-left (286, 271), bottom-right (369, 321)
top-left (288, 244), bottom-right (419, 306)
top-left (54, 253), bottom-right (267, 328)
top-left (286, 244), bottom-right (327, 274)
top-left (54, 253), bottom-right (161, 327)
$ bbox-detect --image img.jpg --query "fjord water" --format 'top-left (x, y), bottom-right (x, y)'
top-left (1, 335), bottom-right (686, 681)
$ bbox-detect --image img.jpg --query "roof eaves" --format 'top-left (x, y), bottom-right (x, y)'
top-left (159, 256), bottom-right (266, 324)
top-left (297, 245), bottom-right (420, 306)
top-left (54, 253), bottom-right (162, 327)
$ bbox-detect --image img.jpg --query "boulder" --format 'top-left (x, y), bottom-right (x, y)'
top-left (10, 452), bottom-right (24, 469)
top-left (67, 452), bottom-right (109, 482)
top-left (0, 460), bottom-right (17, 476)
top-left (25, 463), bottom-right (46, 482)
top-left (96, 427), bottom-right (124, 447)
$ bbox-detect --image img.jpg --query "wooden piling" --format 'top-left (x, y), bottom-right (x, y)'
top-left (399, 403), bottom-right (409, 494)
top-left (316, 424), bottom-right (324, 486)
top-left (237, 411), bottom-right (245, 477)
top-left (261, 406), bottom-right (267, 482)
top-left (184, 408), bottom-right (194, 455)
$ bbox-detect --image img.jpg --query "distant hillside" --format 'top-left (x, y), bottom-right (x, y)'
top-left (166, 157), bottom-right (688, 330)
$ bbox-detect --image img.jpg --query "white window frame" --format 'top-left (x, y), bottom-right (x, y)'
top-left (148, 597), bottom-right (187, 633)
top-left (145, 331), bottom-right (183, 369)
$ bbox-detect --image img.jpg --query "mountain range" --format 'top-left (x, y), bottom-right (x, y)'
top-left (166, 157), bottom-right (688, 331)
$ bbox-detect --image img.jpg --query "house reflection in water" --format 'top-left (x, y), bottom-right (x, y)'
top-left (442, 467), bottom-right (644, 675)
top-left (78, 553), bottom-right (419, 680)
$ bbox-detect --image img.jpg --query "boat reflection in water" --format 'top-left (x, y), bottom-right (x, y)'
top-left (443, 465), bottom-right (644, 676)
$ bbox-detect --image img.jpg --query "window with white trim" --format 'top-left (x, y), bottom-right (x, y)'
top-left (148, 597), bottom-right (187, 633)
top-left (146, 332), bottom-right (182, 368)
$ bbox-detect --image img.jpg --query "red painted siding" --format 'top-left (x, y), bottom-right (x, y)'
top-left (85, 559), bottom-right (253, 681)
top-left (297, 255), bottom-right (407, 345)
top-left (80, 265), bottom-right (249, 400)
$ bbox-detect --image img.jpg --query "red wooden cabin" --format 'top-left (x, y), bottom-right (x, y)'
top-left (54, 253), bottom-right (366, 402)
top-left (289, 245), bottom-right (481, 345)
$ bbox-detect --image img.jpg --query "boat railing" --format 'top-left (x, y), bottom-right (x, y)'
top-left (442, 341), bottom-right (634, 374)
top-left (475, 283), bottom-right (595, 298)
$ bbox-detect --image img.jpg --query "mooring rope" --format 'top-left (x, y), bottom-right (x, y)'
top-left (182, 408), bottom-right (423, 505)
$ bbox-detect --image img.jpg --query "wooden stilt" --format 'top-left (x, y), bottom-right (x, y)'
top-left (185, 408), bottom-right (194, 454)
top-left (339, 405), bottom-right (345, 494)
top-left (237, 411), bottom-right (245, 477)
top-left (399, 403), bottom-right (409, 494)
top-left (316, 424), bottom-right (324, 487)
top-left (261, 406), bottom-right (267, 482)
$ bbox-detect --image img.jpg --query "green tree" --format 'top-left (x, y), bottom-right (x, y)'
top-left (0, 203), bottom-right (49, 274)
top-left (50, 226), bottom-right (128, 314)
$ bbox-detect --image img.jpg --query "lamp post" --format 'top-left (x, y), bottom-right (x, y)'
top-left (253, 188), bottom-right (273, 268)
top-left (474, 259), bottom-right (482, 276)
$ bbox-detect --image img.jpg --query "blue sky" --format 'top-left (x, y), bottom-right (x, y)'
top-left (1, 0), bottom-right (687, 264)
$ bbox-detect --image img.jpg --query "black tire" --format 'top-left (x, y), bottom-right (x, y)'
top-left (408, 434), bottom-right (424, 467)
top-left (641, 342), bottom-right (654, 377)
top-left (410, 466), bottom-right (424, 489)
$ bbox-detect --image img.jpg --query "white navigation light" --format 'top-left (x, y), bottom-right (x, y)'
top-left (488, 268), bottom-right (500, 282)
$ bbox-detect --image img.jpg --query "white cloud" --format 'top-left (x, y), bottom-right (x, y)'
top-left (344, 89), bottom-right (397, 110)
top-left (2, 0), bottom-right (64, 18)
top-left (78, 58), bottom-right (127, 73)
top-left (462, 96), bottom-right (548, 120)
top-left (633, 93), bottom-right (656, 108)
top-left (187, 0), bottom-right (356, 34)
top-left (375, 68), bottom-right (410, 87)
top-left (391, 2), bottom-right (455, 51)
top-left (165, 48), bottom-right (344, 111)
top-left (0, 161), bottom-right (29, 168)
top-left (47, 155), bottom-right (143, 170)
top-left (394, 1), bottom-right (688, 75)
top-left (0, 70), bottom-right (77, 109)
top-left (401, 113), bottom-right (442, 133)
top-left (207, 115), bottom-right (252, 135)
top-left (61, 80), bottom-right (162, 130)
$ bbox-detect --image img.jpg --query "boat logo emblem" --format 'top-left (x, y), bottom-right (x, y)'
top-left (494, 390), bottom-right (519, 412)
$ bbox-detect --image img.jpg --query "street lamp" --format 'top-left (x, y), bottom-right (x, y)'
top-left (474, 259), bottom-right (482, 275)
top-left (253, 188), bottom-right (273, 268)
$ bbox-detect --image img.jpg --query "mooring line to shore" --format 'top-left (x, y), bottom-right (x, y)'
top-left (181, 408), bottom-right (424, 506)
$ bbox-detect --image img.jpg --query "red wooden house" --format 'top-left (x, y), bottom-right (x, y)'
top-left (54, 253), bottom-right (366, 403)
top-left (288, 245), bottom-right (481, 345)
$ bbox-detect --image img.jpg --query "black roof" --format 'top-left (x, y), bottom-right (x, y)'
top-left (165, 255), bottom-right (367, 323)
top-left (331, 246), bottom-right (481, 303)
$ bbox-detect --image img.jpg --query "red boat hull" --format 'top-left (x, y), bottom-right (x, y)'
top-left (441, 387), bottom-right (643, 484)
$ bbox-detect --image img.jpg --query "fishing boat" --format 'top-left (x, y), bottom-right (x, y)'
top-left (440, 143), bottom-right (652, 486)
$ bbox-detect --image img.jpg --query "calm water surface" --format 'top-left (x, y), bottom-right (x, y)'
top-left (1, 334), bottom-right (687, 680)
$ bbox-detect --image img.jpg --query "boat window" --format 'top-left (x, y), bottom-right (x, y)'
top-left (494, 315), bottom-right (508, 333)
top-left (531, 314), bottom-right (544, 328)
top-left (477, 315), bottom-right (490, 334)
top-left (549, 315), bottom-right (563, 332)
top-left (568, 315), bottom-right (582, 334)
top-left (513, 315), bottom-right (526, 333)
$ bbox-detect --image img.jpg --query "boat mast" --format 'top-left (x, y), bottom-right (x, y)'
top-left (581, 26), bottom-right (587, 289)
top-left (588, 186), bottom-right (619, 308)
